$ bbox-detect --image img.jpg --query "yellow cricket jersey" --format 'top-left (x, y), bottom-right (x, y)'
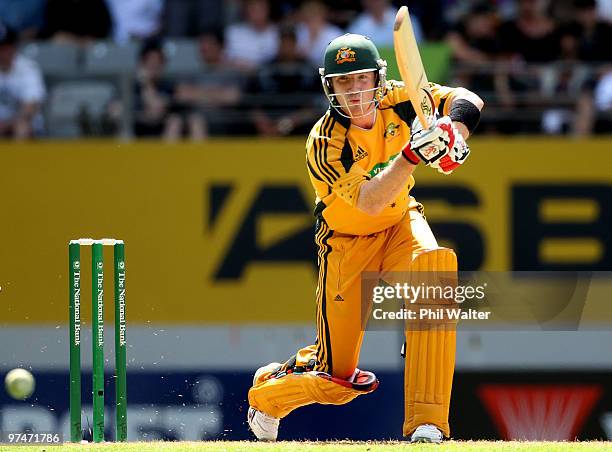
top-left (306, 80), bottom-right (460, 236)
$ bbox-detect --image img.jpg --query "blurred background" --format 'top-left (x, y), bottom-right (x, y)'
top-left (0, 0), bottom-right (611, 444)
top-left (0, 0), bottom-right (610, 139)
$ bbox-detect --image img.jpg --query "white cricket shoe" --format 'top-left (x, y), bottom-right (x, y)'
top-left (247, 406), bottom-right (280, 441)
top-left (410, 424), bottom-right (443, 443)
top-left (248, 362), bottom-right (282, 441)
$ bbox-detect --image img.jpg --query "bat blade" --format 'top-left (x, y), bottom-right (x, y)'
top-left (393, 6), bottom-right (435, 129)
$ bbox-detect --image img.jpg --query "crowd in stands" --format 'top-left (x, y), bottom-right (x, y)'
top-left (0, 0), bottom-right (610, 140)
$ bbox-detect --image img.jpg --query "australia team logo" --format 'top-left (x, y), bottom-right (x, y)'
top-left (384, 122), bottom-right (399, 141)
top-left (335, 47), bottom-right (356, 64)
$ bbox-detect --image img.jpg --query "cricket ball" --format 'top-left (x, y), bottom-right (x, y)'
top-left (4, 368), bottom-right (35, 400)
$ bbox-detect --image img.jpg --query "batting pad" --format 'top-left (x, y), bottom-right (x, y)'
top-left (248, 369), bottom-right (379, 419)
top-left (403, 248), bottom-right (457, 438)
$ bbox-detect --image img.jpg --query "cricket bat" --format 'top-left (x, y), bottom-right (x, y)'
top-left (393, 6), bottom-right (435, 129)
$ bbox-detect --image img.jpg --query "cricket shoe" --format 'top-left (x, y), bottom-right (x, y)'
top-left (410, 424), bottom-right (443, 443)
top-left (247, 406), bottom-right (279, 441)
top-left (248, 363), bottom-right (282, 441)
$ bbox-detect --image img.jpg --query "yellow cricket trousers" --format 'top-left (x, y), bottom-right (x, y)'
top-left (248, 198), bottom-right (455, 437)
top-left (306, 200), bottom-right (438, 380)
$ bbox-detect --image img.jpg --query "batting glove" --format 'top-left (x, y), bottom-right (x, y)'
top-left (408, 116), bottom-right (448, 165)
top-left (410, 116), bottom-right (470, 174)
top-left (401, 115), bottom-right (445, 165)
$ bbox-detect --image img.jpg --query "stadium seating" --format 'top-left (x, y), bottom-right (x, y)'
top-left (21, 42), bottom-right (80, 76)
top-left (47, 81), bottom-right (116, 137)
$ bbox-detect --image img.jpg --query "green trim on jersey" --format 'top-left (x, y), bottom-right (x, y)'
top-left (369, 153), bottom-right (400, 177)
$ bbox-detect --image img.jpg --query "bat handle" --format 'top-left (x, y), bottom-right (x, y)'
top-left (417, 111), bottom-right (431, 130)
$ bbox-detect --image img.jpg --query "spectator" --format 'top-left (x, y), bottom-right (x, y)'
top-left (560, 0), bottom-right (612, 62)
top-left (498, 0), bottom-right (561, 63)
top-left (223, 0), bottom-right (244, 25)
top-left (0, 0), bottom-right (45, 41)
top-left (408, 0), bottom-right (449, 40)
top-left (596, 0), bottom-right (612, 23)
top-left (225, 0), bottom-right (279, 72)
top-left (132, 39), bottom-right (187, 140)
top-left (174, 29), bottom-right (245, 136)
top-left (446, 2), bottom-right (500, 96)
top-left (0, 24), bottom-right (45, 139)
top-left (447, 2), bottom-right (499, 65)
top-left (573, 68), bottom-right (612, 135)
top-left (494, 0), bottom-right (562, 130)
top-left (295, 1), bottom-right (343, 67)
top-left (105, 0), bottom-right (164, 44)
top-left (315, 0), bottom-right (360, 29)
top-left (40, 0), bottom-right (112, 45)
top-left (593, 70), bottom-right (612, 124)
top-left (163, 0), bottom-right (224, 37)
top-left (246, 26), bottom-right (322, 137)
top-left (549, 0), bottom-right (581, 24)
top-left (562, 0), bottom-right (612, 135)
top-left (348, 0), bottom-right (423, 47)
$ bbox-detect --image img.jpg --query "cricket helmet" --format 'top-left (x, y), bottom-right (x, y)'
top-left (319, 33), bottom-right (387, 118)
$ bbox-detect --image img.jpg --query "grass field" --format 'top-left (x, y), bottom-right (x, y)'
top-left (2, 441), bottom-right (612, 452)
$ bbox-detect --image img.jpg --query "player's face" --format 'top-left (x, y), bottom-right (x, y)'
top-left (331, 71), bottom-right (377, 117)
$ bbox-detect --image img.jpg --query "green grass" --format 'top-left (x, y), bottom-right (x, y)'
top-left (3, 441), bottom-right (612, 452)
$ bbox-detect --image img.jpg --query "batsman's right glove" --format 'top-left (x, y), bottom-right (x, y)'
top-left (408, 116), bottom-right (470, 175)
top-left (401, 115), bottom-right (442, 165)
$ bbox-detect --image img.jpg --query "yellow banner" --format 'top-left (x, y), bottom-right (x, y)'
top-left (0, 138), bottom-right (610, 324)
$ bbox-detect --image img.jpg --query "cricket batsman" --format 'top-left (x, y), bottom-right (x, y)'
top-left (247, 33), bottom-right (483, 443)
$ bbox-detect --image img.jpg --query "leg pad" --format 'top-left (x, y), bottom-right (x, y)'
top-left (249, 369), bottom-right (379, 419)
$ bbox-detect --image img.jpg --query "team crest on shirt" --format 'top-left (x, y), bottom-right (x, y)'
top-left (335, 47), bottom-right (356, 64)
top-left (384, 122), bottom-right (400, 141)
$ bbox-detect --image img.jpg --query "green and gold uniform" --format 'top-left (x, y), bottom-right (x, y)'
top-left (307, 80), bottom-right (458, 235)
top-left (249, 80), bottom-right (461, 437)
top-left (249, 33), bottom-right (466, 439)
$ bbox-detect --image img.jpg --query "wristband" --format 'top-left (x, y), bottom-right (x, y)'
top-left (401, 143), bottom-right (420, 165)
top-left (449, 99), bottom-right (481, 134)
